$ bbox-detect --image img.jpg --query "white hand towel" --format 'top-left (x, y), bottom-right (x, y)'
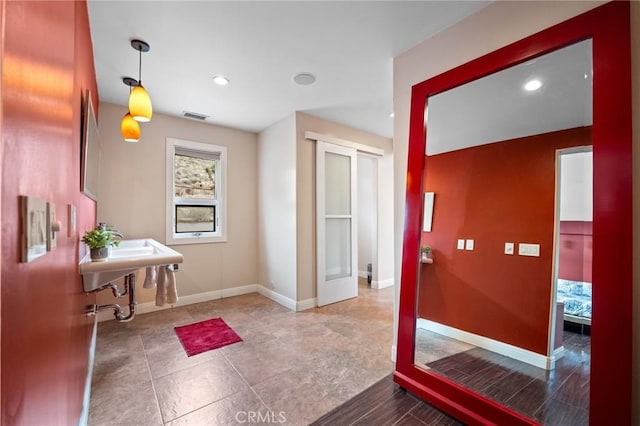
top-left (166, 266), bottom-right (178, 304)
top-left (155, 266), bottom-right (167, 307)
top-left (143, 266), bottom-right (158, 289)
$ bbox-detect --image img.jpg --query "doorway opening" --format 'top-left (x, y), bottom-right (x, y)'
top-left (314, 135), bottom-right (390, 307)
top-left (553, 147), bottom-right (593, 338)
top-left (544, 146), bottom-right (593, 418)
top-left (357, 153), bottom-right (378, 291)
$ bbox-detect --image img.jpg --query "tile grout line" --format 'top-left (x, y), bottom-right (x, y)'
top-left (223, 351), bottom-right (273, 412)
top-left (404, 400), bottom-right (442, 425)
top-left (90, 288), bottom-right (397, 425)
top-left (391, 408), bottom-right (426, 426)
top-left (542, 368), bottom-right (589, 411)
top-left (526, 364), bottom-right (580, 417)
top-left (139, 332), bottom-right (166, 425)
top-left (163, 389), bottom-right (246, 424)
top-left (343, 387), bottom-right (403, 426)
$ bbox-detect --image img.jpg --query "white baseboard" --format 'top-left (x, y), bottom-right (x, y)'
top-left (97, 284), bottom-right (258, 322)
top-left (296, 297), bottom-right (317, 311)
top-left (372, 278), bottom-right (394, 289)
top-left (417, 318), bottom-right (554, 370)
top-left (221, 284), bottom-right (258, 298)
top-left (549, 346), bottom-right (565, 369)
top-left (358, 270), bottom-right (368, 279)
top-left (98, 283), bottom-right (315, 322)
top-left (255, 285), bottom-right (297, 311)
top-left (254, 285), bottom-right (317, 312)
top-left (78, 318), bottom-right (97, 426)
top-left (173, 284), bottom-right (257, 307)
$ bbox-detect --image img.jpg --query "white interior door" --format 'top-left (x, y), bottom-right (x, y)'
top-left (316, 141), bottom-right (358, 306)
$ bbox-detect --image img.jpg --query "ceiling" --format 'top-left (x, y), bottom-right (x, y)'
top-left (87, 1), bottom-right (490, 139)
top-left (426, 39), bottom-right (593, 155)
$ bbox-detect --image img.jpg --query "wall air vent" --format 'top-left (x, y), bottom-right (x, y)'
top-left (183, 111), bottom-right (209, 121)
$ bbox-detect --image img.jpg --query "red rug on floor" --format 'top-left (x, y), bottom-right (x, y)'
top-left (174, 317), bottom-right (243, 356)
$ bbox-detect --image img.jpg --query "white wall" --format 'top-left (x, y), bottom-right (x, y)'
top-left (295, 112), bottom-right (394, 301)
top-left (96, 102), bottom-right (258, 306)
top-left (257, 114), bottom-right (298, 301)
top-left (376, 151), bottom-right (395, 289)
top-left (560, 151), bottom-right (593, 221)
top-left (357, 155), bottom-right (376, 277)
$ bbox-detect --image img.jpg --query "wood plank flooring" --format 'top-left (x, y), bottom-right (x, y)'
top-left (311, 375), bottom-right (462, 426)
top-left (314, 329), bottom-right (590, 425)
top-left (425, 330), bottom-right (589, 425)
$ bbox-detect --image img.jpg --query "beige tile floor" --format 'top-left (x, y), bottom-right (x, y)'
top-left (88, 279), bottom-right (395, 425)
top-left (414, 328), bottom-right (475, 366)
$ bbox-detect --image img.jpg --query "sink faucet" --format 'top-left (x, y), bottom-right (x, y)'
top-left (98, 223), bottom-right (124, 239)
top-left (110, 230), bottom-right (124, 239)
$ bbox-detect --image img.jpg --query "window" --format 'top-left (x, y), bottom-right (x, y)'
top-left (166, 138), bottom-right (227, 244)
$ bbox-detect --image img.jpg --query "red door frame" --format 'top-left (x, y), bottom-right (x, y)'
top-left (395, 2), bottom-right (632, 424)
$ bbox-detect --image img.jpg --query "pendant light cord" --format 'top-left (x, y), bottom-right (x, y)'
top-left (138, 48), bottom-right (142, 86)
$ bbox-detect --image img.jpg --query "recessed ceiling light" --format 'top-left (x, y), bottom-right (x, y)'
top-left (524, 79), bottom-right (542, 91)
top-left (213, 76), bottom-right (229, 86)
top-left (293, 72), bottom-right (316, 86)
top-left (389, 112), bottom-right (395, 118)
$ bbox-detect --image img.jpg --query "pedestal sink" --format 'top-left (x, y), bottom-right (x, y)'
top-left (80, 238), bottom-right (183, 292)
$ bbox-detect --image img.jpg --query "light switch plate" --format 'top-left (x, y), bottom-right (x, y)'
top-left (518, 243), bottom-right (540, 257)
top-left (465, 239), bottom-right (474, 250)
top-left (457, 239), bottom-right (465, 250)
top-left (505, 242), bottom-right (514, 255)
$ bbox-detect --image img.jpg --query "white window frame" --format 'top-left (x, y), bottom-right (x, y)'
top-left (166, 138), bottom-right (227, 245)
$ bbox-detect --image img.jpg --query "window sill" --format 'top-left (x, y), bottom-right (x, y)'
top-left (166, 235), bottom-right (227, 245)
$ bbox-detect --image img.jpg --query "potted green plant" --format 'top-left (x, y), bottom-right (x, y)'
top-left (421, 246), bottom-right (432, 260)
top-left (81, 228), bottom-right (120, 262)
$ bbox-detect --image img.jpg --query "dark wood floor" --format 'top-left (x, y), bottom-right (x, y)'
top-left (312, 330), bottom-right (589, 426)
top-left (426, 330), bottom-right (590, 425)
top-left (311, 374), bottom-right (462, 426)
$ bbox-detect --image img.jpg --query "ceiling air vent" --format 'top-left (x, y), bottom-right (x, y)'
top-left (183, 111), bottom-right (209, 121)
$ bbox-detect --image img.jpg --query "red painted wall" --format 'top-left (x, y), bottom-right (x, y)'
top-left (419, 127), bottom-right (591, 354)
top-left (558, 221), bottom-right (592, 283)
top-left (1, 1), bottom-right (98, 424)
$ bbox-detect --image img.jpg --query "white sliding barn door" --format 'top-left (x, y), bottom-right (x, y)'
top-left (316, 141), bottom-right (358, 306)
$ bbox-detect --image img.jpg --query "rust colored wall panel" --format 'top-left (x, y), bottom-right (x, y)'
top-left (419, 126), bottom-right (591, 354)
top-left (1, 1), bottom-right (97, 424)
top-left (558, 221), bottom-right (592, 283)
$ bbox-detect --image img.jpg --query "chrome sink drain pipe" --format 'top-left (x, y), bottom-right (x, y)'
top-left (94, 272), bottom-right (137, 322)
